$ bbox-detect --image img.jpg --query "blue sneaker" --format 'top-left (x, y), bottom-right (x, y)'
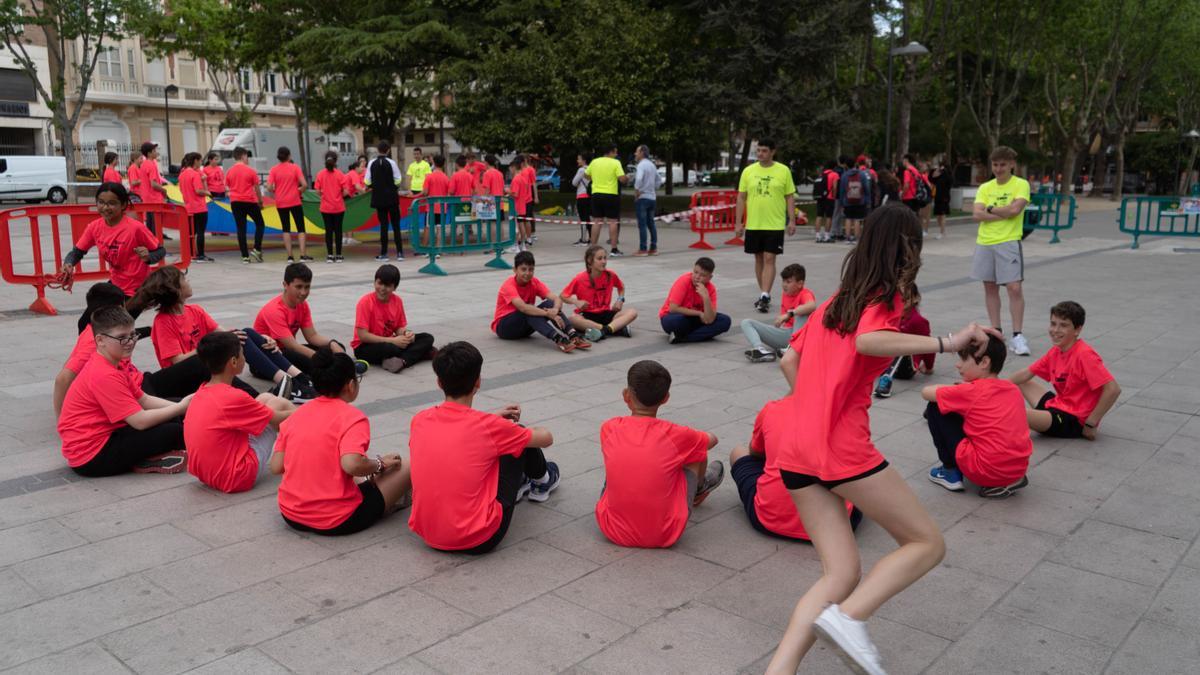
top-left (527, 461), bottom-right (561, 502)
top-left (928, 465), bottom-right (964, 492)
top-left (874, 373), bottom-right (893, 398)
top-left (515, 478), bottom-right (532, 503)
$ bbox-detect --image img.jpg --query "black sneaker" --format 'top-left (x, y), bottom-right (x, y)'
top-left (291, 378), bottom-right (318, 403)
top-left (299, 255), bottom-right (314, 262)
top-left (610, 248), bottom-right (624, 257)
top-left (617, 325), bottom-right (633, 338)
top-left (980, 475), bottom-right (1029, 499)
top-left (693, 460), bottom-right (725, 506)
top-left (754, 296), bottom-right (771, 313)
top-left (287, 256), bottom-right (295, 263)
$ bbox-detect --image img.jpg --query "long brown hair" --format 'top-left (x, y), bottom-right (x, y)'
top-left (127, 265), bottom-right (187, 314)
top-left (823, 203), bottom-right (922, 335)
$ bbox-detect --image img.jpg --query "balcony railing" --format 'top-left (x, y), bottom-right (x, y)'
top-left (184, 87), bottom-right (209, 101)
top-left (92, 79), bottom-right (132, 94)
top-left (145, 84), bottom-right (180, 99)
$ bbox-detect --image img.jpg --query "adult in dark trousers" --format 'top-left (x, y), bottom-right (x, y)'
top-left (366, 141), bottom-right (405, 260)
top-left (633, 145), bottom-right (659, 255)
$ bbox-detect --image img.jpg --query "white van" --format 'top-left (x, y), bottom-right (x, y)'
top-left (210, 128), bottom-right (358, 176)
top-left (0, 156), bottom-right (68, 204)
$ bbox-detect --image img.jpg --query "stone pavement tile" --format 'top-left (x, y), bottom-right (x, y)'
top-left (1105, 619), bottom-right (1200, 675)
top-left (926, 611), bottom-right (1111, 675)
top-left (494, 503), bottom-right (576, 551)
top-left (14, 523), bottom-right (210, 596)
top-left (1129, 382), bottom-right (1200, 415)
top-left (1144, 565), bottom-right (1200, 632)
top-left (0, 518), bottom-right (88, 567)
top-left (173, 494), bottom-right (283, 548)
top-left (905, 477), bottom-right (984, 530)
top-left (416, 539), bottom-right (597, 619)
top-left (0, 568), bottom-right (41, 614)
top-left (1154, 433), bottom-right (1200, 468)
top-left (868, 408), bottom-right (923, 441)
top-left (56, 482), bottom-right (242, 542)
top-left (555, 549), bottom-right (734, 627)
top-left (577, 602), bottom-right (779, 674)
top-left (1029, 455), bottom-right (1134, 500)
top-left (415, 594), bottom-right (630, 675)
top-left (185, 648), bottom-right (292, 675)
top-left (375, 657), bottom-right (443, 674)
top-left (1094, 485), bottom-right (1200, 540)
top-left (83, 470), bottom-right (196, 500)
top-left (0, 575), bottom-right (181, 670)
top-left (700, 548), bottom-right (822, 630)
top-left (974, 485), bottom-right (1101, 536)
top-left (260, 588), bottom-right (475, 675)
top-left (541, 466), bottom-right (604, 518)
top-left (995, 561), bottom-right (1154, 646)
top-left (306, 512), bottom-right (413, 555)
top-left (942, 515), bottom-right (1060, 583)
top-left (1046, 520), bottom-right (1188, 588)
top-left (1184, 539), bottom-right (1200, 569)
top-left (542, 438), bottom-right (603, 478)
top-left (1096, 404), bottom-right (1190, 446)
top-left (102, 581), bottom-right (320, 674)
top-left (1052, 434), bottom-right (1160, 471)
top-left (4, 642), bottom-right (132, 675)
top-left (537, 517), bottom-right (637, 566)
top-left (142, 530), bottom-right (336, 604)
top-left (0, 482), bottom-right (120, 530)
top-left (874, 563), bottom-right (1012, 640)
top-left (673, 508), bottom-right (783, 570)
top-left (1123, 458), bottom-right (1200, 499)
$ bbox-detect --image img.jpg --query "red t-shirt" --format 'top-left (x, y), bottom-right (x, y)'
top-left (127, 162), bottom-right (141, 193)
top-left (482, 168), bottom-right (505, 196)
top-left (780, 293), bottom-right (903, 480)
top-left (103, 167), bottom-right (122, 184)
top-left (352, 292), bottom-right (408, 350)
top-left (253, 295), bottom-right (313, 342)
top-left (178, 167), bottom-right (207, 215)
top-left (151, 304), bottom-right (219, 368)
top-left (936, 378), bottom-right (1033, 486)
top-left (408, 401), bottom-right (534, 550)
top-left (510, 173), bottom-right (532, 212)
top-left (184, 382), bottom-right (274, 493)
top-left (268, 162), bottom-right (305, 208)
top-left (900, 308), bottom-right (935, 371)
top-left (225, 163), bottom-right (260, 203)
top-left (74, 216), bottom-right (160, 296)
top-left (749, 399), bottom-right (855, 539)
top-left (346, 169), bottom-right (365, 196)
top-left (421, 170), bottom-right (451, 214)
top-left (658, 273), bottom-right (718, 318)
top-left (521, 165), bottom-right (536, 190)
top-left (1029, 339), bottom-right (1114, 422)
top-left (594, 416), bottom-right (709, 548)
top-left (491, 276), bottom-right (550, 332)
top-left (314, 169), bottom-right (347, 214)
top-left (470, 161), bottom-right (488, 186)
top-left (780, 288), bottom-right (816, 329)
top-left (562, 270), bottom-right (624, 315)
top-left (276, 397), bottom-right (371, 529)
top-left (202, 165), bottom-right (226, 194)
top-left (64, 325), bottom-right (97, 375)
top-left (449, 169), bottom-right (476, 197)
top-left (57, 353), bottom-right (144, 467)
top-left (138, 161), bottom-right (165, 204)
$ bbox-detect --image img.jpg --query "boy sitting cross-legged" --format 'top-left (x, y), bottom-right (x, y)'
top-left (491, 251), bottom-right (590, 353)
top-left (923, 334), bottom-right (1034, 498)
top-left (253, 262), bottom-right (368, 376)
top-left (595, 360), bottom-right (724, 548)
top-left (659, 257), bottom-right (732, 344)
top-left (408, 341), bottom-right (561, 554)
top-left (352, 264), bottom-right (436, 373)
top-left (184, 331), bottom-right (296, 493)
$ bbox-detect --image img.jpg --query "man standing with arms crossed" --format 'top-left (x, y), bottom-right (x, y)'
top-left (586, 145), bottom-right (628, 257)
top-left (633, 145), bottom-right (658, 255)
top-left (972, 145), bottom-right (1031, 355)
top-left (735, 139), bottom-right (795, 314)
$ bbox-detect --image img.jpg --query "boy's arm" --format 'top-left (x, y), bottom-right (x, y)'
top-left (275, 333), bottom-right (312, 357)
top-left (1084, 380), bottom-right (1122, 438)
top-left (993, 198), bottom-right (1028, 219)
top-left (794, 298), bottom-right (819, 317)
top-left (1008, 367), bottom-right (1035, 385)
top-left (356, 326), bottom-right (399, 346)
top-left (734, 192), bottom-right (747, 235)
top-left (268, 449), bottom-right (284, 474)
top-left (299, 325), bottom-right (331, 350)
top-left (527, 426), bottom-right (553, 448)
top-left (511, 296), bottom-right (552, 318)
top-left (544, 290), bottom-right (563, 314)
top-left (699, 290), bottom-right (717, 324)
top-left (920, 384), bottom-right (946, 402)
top-left (126, 395), bottom-right (190, 430)
top-left (269, 407), bottom-right (293, 426)
top-left (52, 368), bottom-right (77, 417)
top-left (705, 432), bottom-right (718, 450)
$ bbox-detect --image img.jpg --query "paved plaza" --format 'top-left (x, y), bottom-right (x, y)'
top-left (0, 202), bottom-right (1198, 674)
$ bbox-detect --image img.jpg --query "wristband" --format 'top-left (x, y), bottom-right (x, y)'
top-left (374, 456), bottom-right (385, 474)
top-left (618, 296), bottom-right (625, 302)
top-left (787, 310), bottom-right (795, 318)
top-left (937, 336), bottom-right (944, 353)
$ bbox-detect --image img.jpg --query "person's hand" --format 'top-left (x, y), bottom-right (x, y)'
top-left (134, 246), bottom-right (150, 261)
top-left (495, 404), bottom-right (521, 422)
top-left (1082, 424), bottom-right (1097, 441)
top-left (612, 299), bottom-right (623, 311)
top-left (693, 281), bottom-right (707, 295)
top-left (786, 222), bottom-right (796, 237)
top-left (380, 453), bottom-right (403, 471)
top-left (773, 313), bottom-right (788, 328)
top-left (262, 337), bottom-right (278, 352)
top-left (576, 300), bottom-right (589, 311)
top-left (735, 226), bottom-right (745, 239)
top-left (947, 323), bottom-right (1001, 356)
top-left (552, 313), bottom-right (566, 330)
top-left (395, 332), bottom-right (414, 347)
top-left (58, 264), bottom-right (75, 280)
top-left (232, 329), bottom-right (247, 344)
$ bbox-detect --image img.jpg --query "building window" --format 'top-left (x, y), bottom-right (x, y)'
top-left (424, 132), bottom-right (435, 143)
top-left (97, 47), bottom-right (121, 78)
top-left (405, 133), bottom-right (414, 144)
top-left (0, 69), bottom-right (36, 102)
top-left (127, 49), bottom-right (135, 79)
top-left (239, 68), bottom-right (252, 91)
top-left (263, 72), bottom-right (277, 93)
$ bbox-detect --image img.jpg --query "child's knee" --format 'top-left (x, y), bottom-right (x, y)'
top-left (728, 445), bottom-right (750, 464)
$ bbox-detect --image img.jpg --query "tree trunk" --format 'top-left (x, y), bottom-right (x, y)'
top-left (738, 135), bottom-right (751, 171)
top-left (1112, 127), bottom-right (1126, 201)
top-left (1060, 143), bottom-right (1078, 196)
top-left (58, 111), bottom-right (78, 201)
top-left (897, 64), bottom-right (915, 159)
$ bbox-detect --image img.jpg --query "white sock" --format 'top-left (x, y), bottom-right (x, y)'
top-left (530, 470), bottom-right (550, 485)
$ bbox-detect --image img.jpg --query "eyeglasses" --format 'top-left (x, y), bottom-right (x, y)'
top-left (354, 371), bottom-right (365, 385)
top-left (100, 332), bottom-right (139, 346)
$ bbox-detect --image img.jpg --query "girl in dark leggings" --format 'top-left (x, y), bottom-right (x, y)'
top-left (314, 151), bottom-right (347, 262)
top-left (267, 146), bottom-right (311, 262)
top-left (128, 266), bottom-right (318, 402)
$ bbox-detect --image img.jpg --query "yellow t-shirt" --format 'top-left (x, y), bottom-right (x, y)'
top-left (737, 161), bottom-right (796, 230)
top-left (975, 176), bottom-right (1030, 245)
top-left (586, 156), bottom-right (625, 195)
top-left (407, 160), bottom-right (431, 192)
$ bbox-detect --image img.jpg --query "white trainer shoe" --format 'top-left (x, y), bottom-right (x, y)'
top-left (1010, 333), bottom-right (1031, 356)
top-left (813, 604), bottom-right (887, 675)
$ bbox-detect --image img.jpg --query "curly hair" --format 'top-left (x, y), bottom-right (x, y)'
top-left (823, 203), bottom-right (922, 335)
top-left (127, 265), bottom-right (186, 314)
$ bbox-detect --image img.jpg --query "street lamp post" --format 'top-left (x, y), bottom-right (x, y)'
top-left (1183, 129), bottom-right (1200, 196)
top-left (884, 40), bottom-right (929, 167)
top-left (164, 84), bottom-right (179, 173)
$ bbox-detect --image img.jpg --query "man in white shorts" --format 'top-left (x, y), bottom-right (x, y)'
top-left (972, 145), bottom-right (1031, 355)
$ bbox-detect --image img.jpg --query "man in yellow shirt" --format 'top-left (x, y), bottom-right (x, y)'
top-left (971, 145), bottom-right (1031, 355)
top-left (406, 147), bottom-right (432, 194)
top-left (735, 139), bottom-right (796, 313)
top-left (586, 145), bottom-right (629, 256)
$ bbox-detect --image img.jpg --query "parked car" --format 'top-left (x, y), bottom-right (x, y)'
top-left (656, 166), bottom-right (697, 187)
top-left (0, 156), bottom-right (68, 204)
top-left (535, 168), bottom-right (560, 191)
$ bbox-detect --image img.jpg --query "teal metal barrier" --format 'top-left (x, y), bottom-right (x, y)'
top-left (409, 195), bottom-right (517, 275)
top-left (1023, 191), bottom-right (1076, 244)
top-left (1117, 196), bottom-right (1200, 249)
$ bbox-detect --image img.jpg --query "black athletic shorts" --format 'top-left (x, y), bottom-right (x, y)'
top-left (592, 193), bottom-right (620, 220)
top-left (933, 201), bottom-right (951, 216)
top-left (903, 199), bottom-right (925, 213)
top-left (733, 455), bottom-right (864, 540)
top-left (282, 481), bottom-right (386, 536)
top-left (843, 204), bottom-right (868, 220)
top-left (779, 460), bottom-right (890, 490)
top-left (743, 229), bottom-right (784, 255)
top-left (582, 309), bottom-right (618, 326)
top-left (1035, 392), bottom-right (1085, 438)
top-left (816, 199), bottom-right (835, 218)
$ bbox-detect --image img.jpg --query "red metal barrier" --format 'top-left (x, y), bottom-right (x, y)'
top-left (687, 190), bottom-right (742, 250)
top-left (0, 203), bottom-right (192, 316)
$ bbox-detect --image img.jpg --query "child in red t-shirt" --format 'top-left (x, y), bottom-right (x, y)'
top-left (922, 335), bottom-right (1033, 497)
top-left (202, 152), bottom-right (226, 199)
top-left (266, 146), bottom-right (311, 263)
top-left (506, 155), bottom-right (534, 252)
top-left (253, 263), bottom-right (367, 377)
top-left (408, 341), bottom-right (559, 554)
top-left (57, 306), bottom-right (192, 476)
top-left (186, 331), bottom-right (296, 493)
top-left (271, 348), bottom-right (411, 536)
top-left (741, 263), bottom-right (817, 362)
top-left (417, 154), bottom-right (452, 252)
top-left (659, 257), bottom-right (732, 343)
top-left (352, 264), bottom-right (436, 372)
top-left (1009, 301), bottom-right (1120, 440)
top-left (595, 360), bottom-right (722, 548)
top-left (561, 245), bottom-right (639, 342)
top-left (314, 151), bottom-right (349, 262)
top-left (874, 295), bottom-right (935, 398)
top-left (492, 251), bottom-right (590, 353)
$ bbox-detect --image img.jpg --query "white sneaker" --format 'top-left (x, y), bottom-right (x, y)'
top-left (1010, 333), bottom-right (1031, 356)
top-left (813, 604), bottom-right (887, 675)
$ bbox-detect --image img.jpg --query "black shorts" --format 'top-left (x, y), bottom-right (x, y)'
top-left (779, 460), bottom-right (889, 490)
top-left (582, 309), bottom-right (618, 325)
top-left (843, 204), bottom-right (868, 220)
top-left (592, 193), bottom-right (620, 220)
top-left (282, 481), bottom-right (386, 536)
top-left (732, 456), bottom-right (863, 540)
top-left (903, 199), bottom-right (925, 213)
top-left (743, 229), bottom-right (784, 255)
top-left (933, 201), bottom-right (951, 216)
top-left (1036, 393), bottom-right (1085, 438)
top-left (816, 199), bottom-right (835, 218)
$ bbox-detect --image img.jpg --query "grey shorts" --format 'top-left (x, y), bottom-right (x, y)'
top-left (250, 426), bottom-right (278, 478)
top-left (972, 241), bottom-right (1024, 285)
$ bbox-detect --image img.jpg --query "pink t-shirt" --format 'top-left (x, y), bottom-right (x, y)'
top-left (57, 354), bottom-right (145, 467)
top-left (202, 165), bottom-right (226, 194)
top-left (658, 273), bottom-right (718, 318)
top-left (178, 167), bottom-right (208, 215)
top-left (314, 169), bottom-right (347, 214)
top-left (74, 216), bottom-right (160, 296)
top-left (268, 162), bottom-right (305, 208)
top-left (492, 276), bottom-right (550, 332)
